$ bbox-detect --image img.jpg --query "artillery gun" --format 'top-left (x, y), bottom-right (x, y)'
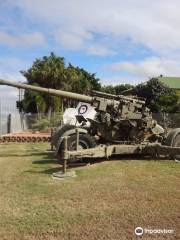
top-left (0, 78), bottom-right (180, 163)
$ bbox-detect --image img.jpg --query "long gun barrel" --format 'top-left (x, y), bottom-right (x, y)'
top-left (0, 79), bottom-right (144, 109)
top-left (0, 79), bottom-right (93, 103)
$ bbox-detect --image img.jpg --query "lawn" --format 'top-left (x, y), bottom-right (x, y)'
top-left (0, 143), bottom-right (179, 240)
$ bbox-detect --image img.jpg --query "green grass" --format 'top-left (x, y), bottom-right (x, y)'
top-left (0, 143), bottom-right (180, 240)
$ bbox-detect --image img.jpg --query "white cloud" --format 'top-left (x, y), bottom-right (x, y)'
top-left (101, 75), bottom-right (141, 86)
top-left (0, 86), bottom-right (18, 98)
top-left (10, 0), bottom-right (180, 55)
top-left (87, 44), bottom-right (116, 56)
top-left (54, 27), bottom-right (114, 56)
top-left (2, 0), bottom-right (180, 83)
top-left (0, 57), bottom-right (27, 111)
top-left (109, 57), bottom-right (180, 78)
top-left (54, 27), bottom-right (93, 50)
top-left (0, 58), bottom-right (27, 80)
top-left (0, 31), bottom-right (45, 47)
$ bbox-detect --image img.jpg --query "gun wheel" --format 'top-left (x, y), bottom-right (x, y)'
top-left (57, 134), bottom-right (96, 163)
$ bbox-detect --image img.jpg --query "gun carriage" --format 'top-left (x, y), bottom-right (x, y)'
top-left (0, 79), bottom-right (180, 163)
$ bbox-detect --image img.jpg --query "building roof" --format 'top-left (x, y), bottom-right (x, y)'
top-left (158, 76), bottom-right (180, 89)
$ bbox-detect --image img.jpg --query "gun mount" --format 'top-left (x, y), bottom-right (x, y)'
top-left (0, 78), bottom-right (180, 163)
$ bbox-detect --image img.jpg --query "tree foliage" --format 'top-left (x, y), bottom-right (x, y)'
top-left (101, 84), bottom-right (133, 95)
top-left (21, 53), bottom-right (101, 113)
top-left (133, 78), bottom-right (180, 113)
top-left (153, 94), bottom-right (180, 113)
top-left (66, 64), bottom-right (101, 93)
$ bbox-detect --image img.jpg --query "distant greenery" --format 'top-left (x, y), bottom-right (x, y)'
top-left (19, 53), bottom-right (180, 115)
top-left (101, 84), bottom-right (133, 95)
top-left (132, 78), bottom-right (180, 113)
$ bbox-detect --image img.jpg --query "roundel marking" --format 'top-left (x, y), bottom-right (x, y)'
top-left (78, 104), bottom-right (88, 114)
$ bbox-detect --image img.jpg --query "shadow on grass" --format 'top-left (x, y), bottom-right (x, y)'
top-left (0, 152), bottom-right (52, 158)
top-left (25, 167), bottom-right (62, 175)
top-left (26, 154), bottom-right (171, 176)
top-left (32, 159), bottom-right (58, 164)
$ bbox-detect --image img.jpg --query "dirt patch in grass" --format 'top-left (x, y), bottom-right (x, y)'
top-left (0, 143), bottom-right (179, 239)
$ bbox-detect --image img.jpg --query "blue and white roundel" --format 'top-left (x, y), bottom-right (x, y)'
top-left (78, 104), bottom-right (88, 115)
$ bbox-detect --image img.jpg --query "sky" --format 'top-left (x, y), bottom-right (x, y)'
top-left (1, 0), bottom-right (180, 105)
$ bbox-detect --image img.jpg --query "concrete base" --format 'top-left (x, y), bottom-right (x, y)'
top-left (175, 159), bottom-right (180, 163)
top-left (52, 170), bottom-right (76, 180)
top-left (45, 150), bottom-right (54, 153)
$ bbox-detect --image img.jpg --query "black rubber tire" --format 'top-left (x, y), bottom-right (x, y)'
top-left (57, 134), bottom-right (96, 163)
top-left (67, 134), bottom-right (96, 151)
top-left (51, 124), bottom-right (76, 147)
top-left (173, 134), bottom-right (180, 160)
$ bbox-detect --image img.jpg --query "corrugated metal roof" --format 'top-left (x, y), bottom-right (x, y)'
top-left (158, 77), bottom-right (180, 89)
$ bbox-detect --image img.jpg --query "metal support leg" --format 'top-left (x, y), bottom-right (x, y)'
top-left (76, 128), bottom-right (80, 151)
top-left (52, 135), bottom-right (76, 179)
top-left (63, 136), bottom-right (68, 173)
top-left (50, 128), bottom-right (54, 151)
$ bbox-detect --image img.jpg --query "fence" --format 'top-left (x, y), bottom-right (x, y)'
top-left (0, 112), bottom-right (63, 135)
top-left (0, 113), bottom-right (8, 135)
top-left (0, 113), bottom-right (28, 135)
top-left (0, 97), bottom-right (20, 134)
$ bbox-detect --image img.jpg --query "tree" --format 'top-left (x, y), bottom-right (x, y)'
top-left (21, 53), bottom-right (67, 113)
top-left (22, 84), bottom-right (46, 113)
top-left (21, 52), bottom-right (67, 89)
top-left (153, 94), bottom-right (180, 113)
top-left (132, 78), bottom-right (176, 112)
top-left (66, 64), bottom-right (101, 93)
top-left (20, 53), bottom-right (101, 113)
